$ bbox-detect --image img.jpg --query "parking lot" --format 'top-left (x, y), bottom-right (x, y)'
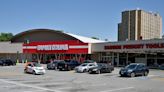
top-left (0, 64), bottom-right (164, 92)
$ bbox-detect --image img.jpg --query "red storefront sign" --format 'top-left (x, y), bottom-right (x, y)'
top-left (104, 43), bottom-right (164, 50)
top-left (23, 40), bottom-right (88, 54)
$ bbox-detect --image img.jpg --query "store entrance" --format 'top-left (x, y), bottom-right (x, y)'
top-left (31, 53), bottom-right (91, 64)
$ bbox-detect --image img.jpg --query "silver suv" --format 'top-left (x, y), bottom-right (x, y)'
top-left (75, 63), bottom-right (97, 73)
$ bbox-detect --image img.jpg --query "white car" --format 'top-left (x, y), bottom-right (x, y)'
top-left (24, 62), bottom-right (46, 75)
top-left (75, 63), bottom-right (97, 73)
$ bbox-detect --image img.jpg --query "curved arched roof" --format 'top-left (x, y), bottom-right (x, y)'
top-left (66, 33), bottom-right (105, 43)
top-left (11, 29), bottom-right (104, 43)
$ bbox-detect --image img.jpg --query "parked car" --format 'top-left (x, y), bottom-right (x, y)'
top-left (5, 59), bottom-right (16, 66)
top-left (24, 62), bottom-right (46, 75)
top-left (0, 60), bottom-right (4, 66)
top-left (0, 59), bottom-right (16, 66)
top-left (83, 60), bottom-right (96, 63)
top-left (119, 63), bottom-right (149, 77)
top-left (47, 60), bottom-right (63, 70)
top-left (58, 60), bottom-right (80, 71)
top-left (75, 63), bottom-right (98, 73)
top-left (159, 64), bottom-right (164, 70)
top-left (88, 63), bottom-right (114, 74)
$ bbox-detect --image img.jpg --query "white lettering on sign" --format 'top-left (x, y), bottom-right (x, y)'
top-left (37, 44), bottom-right (68, 51)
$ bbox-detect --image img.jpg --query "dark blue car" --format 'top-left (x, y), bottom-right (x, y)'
top-left (159, 64), bottom-right (164, 70)
top-left (119, 63), bottom-right (149, 77)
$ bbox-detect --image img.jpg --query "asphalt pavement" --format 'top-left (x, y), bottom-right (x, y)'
top-left (0, 64), bottom-right (164, 92)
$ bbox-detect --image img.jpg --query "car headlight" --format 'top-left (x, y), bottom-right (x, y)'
top-left (93, 69), bottom-right (98, 71)
top-left (80, 67), bottom-right (84, 70)
top-left (34, 68), bottom-right (39, 70)
top-left (127, 70), bottom-right (133, 72)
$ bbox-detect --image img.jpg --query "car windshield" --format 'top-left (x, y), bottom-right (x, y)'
top-left (33, 63), bottom-right (42, 67)
top-left (52, 61), bottom-right (59, 63)
top-left (97, 63), bottom-right (104, 67)
top-left (83, 60), bottom-right (95, 63)
top-left (80, 63), bottom-right (87, 66)
top-left (125, 64), bottom-right (137, 69)
top-left (59, 61), bottom-right (66, 63)
top-left (52, 62), bottom-right (57, 64)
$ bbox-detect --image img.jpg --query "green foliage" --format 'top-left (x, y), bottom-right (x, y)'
top-left (153, 38), bottom-right (161, 40)
top-left (104, 39), bottom-right (108, 41)
top-left (0, 33), bottom-right (13, 41)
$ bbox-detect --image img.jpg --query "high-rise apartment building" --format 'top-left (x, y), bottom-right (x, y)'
top-left (118, 9), bottom-right (162, 41)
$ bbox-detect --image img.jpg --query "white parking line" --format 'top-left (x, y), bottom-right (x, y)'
top-left (56, 87), bottom-right (73, 90)
top-left (34, 82), bottom-right (66, 86)
top-left (100, 87), bottom-right (134, 92)
top-left (0, 79), bottom-right (63, 92)
top-left (24, 90), bottom-right (46, 92)
top-left (0, 85), bottom-right (18, 88)
top-left (148, 74), bottom-right (158, 77)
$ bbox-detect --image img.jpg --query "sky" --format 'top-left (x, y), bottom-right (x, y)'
top-left (0, 0), bottom-right (163, 41)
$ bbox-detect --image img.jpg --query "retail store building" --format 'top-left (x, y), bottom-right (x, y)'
top-left (0, 29), bottom-right (104, 63)
top-left (0, 28), bottom-right (164, 67)
top-left (91, 40), bottom-right (164, 67)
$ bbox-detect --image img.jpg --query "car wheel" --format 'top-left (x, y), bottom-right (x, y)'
top-left (55, 66), bottom-right (58, 70)
top-left (83, 69), bottom-right (87, 73)
top-left (144, 71), bottom-right (148, 76)
top-left (108, 69), bottom-right (112, 73)
top-left (97, 70), bottom-right (101, 74)
top-left (130, 72), bottom-right (135, 77)
top-left (59, 69), bottom-right (62, 71)
top-left (68, 66), bottom-right (71, 71)
top-left (33, 71), bottom-right (36, 75)
top-left (24, 69), bottom-right (27, 73)
top-left (88, 70), bottom-right (92, 74)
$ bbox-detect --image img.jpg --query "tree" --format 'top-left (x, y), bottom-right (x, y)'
top-left (152, 38), bottom-right (161, 40)
top-left (104, 39), bottom-right (108, 41)
top-left (91, 37), bottom-right (99, 40)
top-left (0, 33), bottom-right (13, 41)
